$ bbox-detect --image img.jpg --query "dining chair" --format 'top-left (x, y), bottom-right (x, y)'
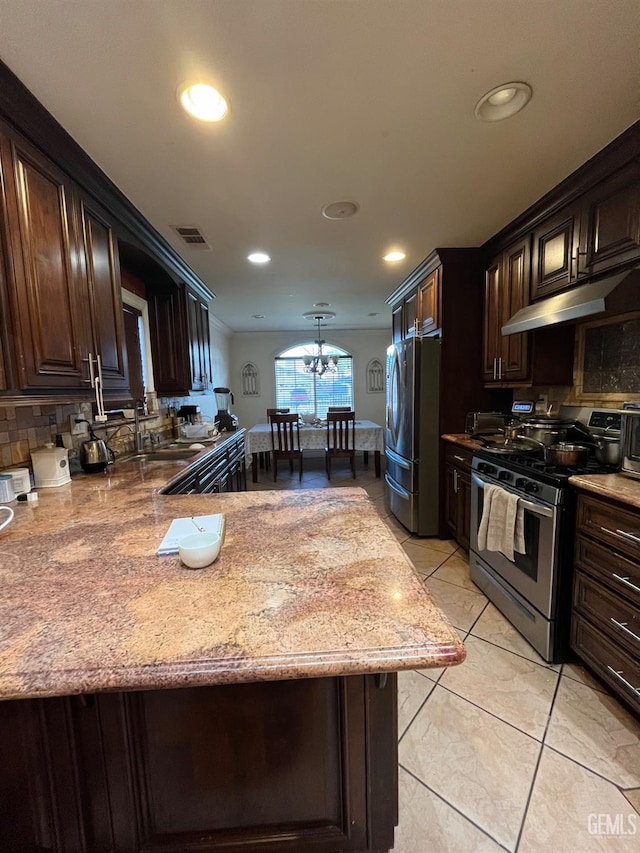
top-left (270, 413), bottom-right (303, 481)
top-left (325, 411), bottom-right (356, 479)
top-left (266, 407), bottom-right (290, 419)
top-left (260, 409), bottom-right (290, 471)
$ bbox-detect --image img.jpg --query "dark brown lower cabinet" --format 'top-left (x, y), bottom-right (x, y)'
top-left (0, 674), bottom-right (398, 853)
top-left (444, 445), bottom-right (472, 551)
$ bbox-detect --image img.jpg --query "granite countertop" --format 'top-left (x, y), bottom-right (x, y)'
top-left (441, 433), bottom-right (484, 452)
top-left (0, 450), bottom-right (465, 700)
top-left (569, 472), bottom-right (640, 510)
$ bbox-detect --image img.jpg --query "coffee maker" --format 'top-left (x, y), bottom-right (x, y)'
top-left (214, 387), bottom-right (238, 431)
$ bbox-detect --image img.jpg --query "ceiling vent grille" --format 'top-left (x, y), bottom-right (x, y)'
top-left (173, 225), bottom-right (211, 250)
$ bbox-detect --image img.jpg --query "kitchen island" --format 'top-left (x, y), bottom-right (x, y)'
top-left (0, 454), bottom-right (464, 852)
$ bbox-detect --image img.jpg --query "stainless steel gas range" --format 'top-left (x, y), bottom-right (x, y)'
top-left (469, 449), bottom-right (613, 664)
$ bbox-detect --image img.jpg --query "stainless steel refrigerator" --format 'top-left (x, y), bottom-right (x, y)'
top-left (385, 337), bottom-right (441, 535)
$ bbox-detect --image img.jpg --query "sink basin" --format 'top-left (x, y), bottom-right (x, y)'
top-left (124, 448), bottom-right (201, 462)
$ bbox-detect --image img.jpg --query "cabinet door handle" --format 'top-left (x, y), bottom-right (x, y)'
top-left (453, 469), bottom-right (458, 493)
top-left (610, 618), bottom-right (640, 645)
top-left (606, 666), bottom-right (640, 694)
top-left (83, 351), bottom-right (96, 387)
top-left (601, 526), bottom-right (640, 546)
top-left (492, 357), bottom-right (497, 380)
top-left (612, 573), bottom-right (640, 595)
top-left (453, 455), bottom-right (465, 462)
top-left (571, 244), bottom-right (587, 278)
top-left (615, 528), bottom-right (640, 545)
top-left (498, 357), bottom-right (503, 379)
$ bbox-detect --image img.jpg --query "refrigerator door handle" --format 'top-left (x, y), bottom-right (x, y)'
top-left (385, 447), bottom-right (412, 469)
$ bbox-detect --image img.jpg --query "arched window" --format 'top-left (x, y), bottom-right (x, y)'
top-left (274, 342), bottom-right (353, 418)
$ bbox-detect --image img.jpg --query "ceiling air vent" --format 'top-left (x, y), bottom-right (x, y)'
top-left (173, 225), bottom-right (211, 250)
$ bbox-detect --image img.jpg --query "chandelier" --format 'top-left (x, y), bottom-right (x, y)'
top-left (303, 315), bottom-right (339, 376)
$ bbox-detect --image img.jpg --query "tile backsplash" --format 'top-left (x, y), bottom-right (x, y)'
top-left (0, 395), bottom-right (175, 472)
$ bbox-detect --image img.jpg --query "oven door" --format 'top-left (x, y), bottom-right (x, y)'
top-left (470, 472), bottom-right (560, 617)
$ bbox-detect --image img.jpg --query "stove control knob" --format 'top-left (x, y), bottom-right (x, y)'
top-left (486, 465), bottom-right (497, 476)
top-left (525, 481), bottom-right (539, 494)
top-left (498, 470), bottom-right (512, 482)
top-left (515, 477), bottom-right (527, 489)
top-left (477, 462), bottom-right (488, 473)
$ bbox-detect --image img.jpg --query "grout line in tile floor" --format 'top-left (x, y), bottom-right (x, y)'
top-left (542, 742), bottom-right (640, 801)
top-left (466, 633), bottom-right (560, 674)
top-left (512, 663), bottom-right (564, 851)
top-left (398, 763), bottom-right (512, 852)
top-left (434, 681), bottom-right (546, 745)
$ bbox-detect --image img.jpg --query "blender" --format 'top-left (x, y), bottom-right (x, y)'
top-left (214, 387), bottom-right (238, 431)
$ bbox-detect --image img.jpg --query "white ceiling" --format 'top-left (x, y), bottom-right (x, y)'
top-left (0, 0), bottom-right (638, 333)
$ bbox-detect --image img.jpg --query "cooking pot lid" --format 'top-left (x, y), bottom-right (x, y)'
top-left (522, 416), bottom-right (574, 427)
top-left (480, 441), bottom-right (540, 454)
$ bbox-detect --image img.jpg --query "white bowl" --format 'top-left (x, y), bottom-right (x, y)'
top-left (300, 412), bottom-right (317, 425)
top-left (178, 533), bottom-right (222, 569)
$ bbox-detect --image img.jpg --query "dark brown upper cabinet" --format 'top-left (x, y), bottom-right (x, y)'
top-left (0, 124), bottom-right (129, 395)
top-left (390, 267), bottom-right (441, 342)
top-left (186, 289), bottom-right (212, 392)
top-left (530, 147), bottom-right (639, 301)
top-left (402, 290), bottom-right (418, 338)
top-left (417, 267), bottom-right (441, 336)
top-left (578, 158), bottom-right (640, 277)
top-left (149, 283), bottom-right (212, 395)
top-left (531, 202), bottom-right (581, 299)
top-left (483, 238), bottom-right (530, 383)
top-left (391, 303), bottom-right (403, 343)
top-left (77, 195), bottom-right (128, 391)
top-left (0, 126), bottom-right (89, 389)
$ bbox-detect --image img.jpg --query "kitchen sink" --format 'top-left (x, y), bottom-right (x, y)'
top-left (123, 448), bottom-right (201, 462)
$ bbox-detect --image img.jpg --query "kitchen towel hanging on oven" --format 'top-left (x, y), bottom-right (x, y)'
top-left (477, 484), bottom-right (526, 561)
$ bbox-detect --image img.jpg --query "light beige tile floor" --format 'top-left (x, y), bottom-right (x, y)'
top-left (248, 456), bottom-right (640, 851)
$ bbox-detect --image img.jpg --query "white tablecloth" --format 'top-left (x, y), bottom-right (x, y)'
top-left (246, 420), bottom-right (384, 454)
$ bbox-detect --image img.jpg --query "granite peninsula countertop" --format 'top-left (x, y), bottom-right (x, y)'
top-left (569, 472), bottom-right (640, 510)
top-left (0, 450), bottom-right (465, 700)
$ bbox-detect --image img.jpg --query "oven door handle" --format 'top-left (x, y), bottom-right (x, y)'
top-left (518, 499), bottom-right (554, 518)
top-left (472, 474), bottom-right (554, 519)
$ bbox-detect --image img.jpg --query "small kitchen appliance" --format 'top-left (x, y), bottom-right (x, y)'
top-left (31, 443), bottom-right (71, 488)
top-left (77, 421), bottom-right (114, 473)
top-left (620, 403), bottom-right (640, 479)
top-left (465, 412), bottom-right (511, 435)
top-left (213, 387), bottom-right (238, 432)
top-left (178, 405), bottom-right (201, 424)
top-left (0, 467), bottom-right (30, 495)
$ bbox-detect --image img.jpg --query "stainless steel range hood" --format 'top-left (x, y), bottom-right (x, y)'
top-left (502, 268), bottom-right (640, 336)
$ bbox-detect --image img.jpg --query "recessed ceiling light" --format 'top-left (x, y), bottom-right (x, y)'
top-left (252, 314), bottom-right (265, 319)
top-left (383, 251), bottom-right (406, 262)
top-left (368, 312), bottom-right (380, 316)
top-left (178, 83), bottom-right (229, 122)
top-left (313, 302), bottom-right (331, 308)
top-left (247, 252), bottom-right (271, 264)
top-left (474, 82), bottom-right (532, 121)
top-left (321, 200), bottom-right (359, 220)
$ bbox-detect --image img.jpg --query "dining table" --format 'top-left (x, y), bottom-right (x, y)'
top-left (246, 419), bottom-right (385, 481)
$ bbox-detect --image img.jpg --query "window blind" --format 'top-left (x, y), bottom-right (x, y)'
top-left (274, 356), bottom-right (353, 418)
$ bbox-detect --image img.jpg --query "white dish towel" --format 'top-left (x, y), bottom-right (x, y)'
top-left (477, 483), bottom-right (526, 561)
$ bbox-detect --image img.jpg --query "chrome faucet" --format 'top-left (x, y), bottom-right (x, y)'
top-left (134, 403), bottom-right (145, 453)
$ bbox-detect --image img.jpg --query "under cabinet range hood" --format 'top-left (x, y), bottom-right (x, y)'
top-left (502, 268), bottom-right (640, 335)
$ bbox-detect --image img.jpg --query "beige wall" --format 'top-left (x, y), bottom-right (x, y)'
top-left (229, 329), bottom-right (389, 428)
